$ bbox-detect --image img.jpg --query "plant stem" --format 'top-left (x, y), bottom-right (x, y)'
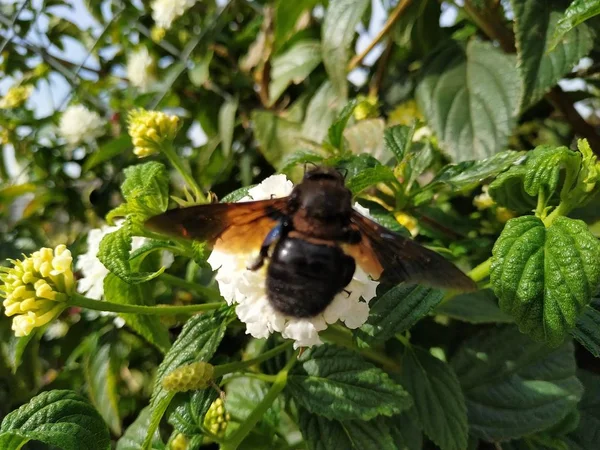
top-left (320, 325), bottom-right (402, 373)
top-left (70, 293), bottom-right (222, 315)
top-left (213, 341), bottom-right (294, 378)
top-left (468, 258), bottom-right (492, 283)
top-left (161, 142), bottom-right (206, 203)
top-left (347, 0), bottom-right (413, 71)
top-left (159, 273), bottom-right (222, 302)
top-left (221, 352), bottom-right (298, 450)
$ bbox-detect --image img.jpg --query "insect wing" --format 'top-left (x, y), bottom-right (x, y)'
top-left (145, 198), bottom-right (289, 253)
top-left (348, 210), bottom-right (476, 291)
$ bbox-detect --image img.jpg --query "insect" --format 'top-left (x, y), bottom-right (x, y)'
top-left (145, 166), bottom-right (476, 318)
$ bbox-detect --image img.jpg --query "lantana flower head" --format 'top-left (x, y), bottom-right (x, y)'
top-left (59, 104), bottom-right (105, 146)
top-left (127, 109), bottom-right (180, 157)
top-left (207, 175), bottom-right (379, 349)
top-left (127, 47), bottom-right (156, 92)
top-left (1, 245), bottom-right (74, 337)
top-left (0, 84), bottom-right (33, 109)
top-left (151, 0), bottom-right (196, 30)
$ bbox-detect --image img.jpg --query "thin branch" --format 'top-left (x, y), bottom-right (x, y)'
top-left (369, 38), bottom-right (394, 97)
top-left (347, 0), bottom-right (412, 71)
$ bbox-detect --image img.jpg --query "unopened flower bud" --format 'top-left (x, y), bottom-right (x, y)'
top-left (162, 361), bottom-right (214, 392)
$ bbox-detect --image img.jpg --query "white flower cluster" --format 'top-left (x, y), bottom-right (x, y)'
top-left (207, 175), bottom-right (379, 348)
top-left (151, 0), bottom-right (196, 29)
top-left (127, 47), bottom-right (156, 92)
top-left (59, 105), bottom-right (105, 146)
top-left (76, 221), bottom-right (174, 301)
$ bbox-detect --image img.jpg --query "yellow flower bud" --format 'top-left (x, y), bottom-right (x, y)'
top-left (496, 207), bottom-right (516, 223)
top-left (203, 398), bottom-right (230, 438)
top-left (0, 85), bottom-right (33, 109)
top-left (1, 246), bottom-right (74, 337)
top-left (395, 212), bottom-right (419, 237)
top-left (127, 109), bottom-right (180, 158)
top-left (474, 186), bottom-right (494, 210)
top-left (162, 361), bottom-right (215, 392)
top-left (353, 94), bottom-right (379, 120)
top-left (169, 433), bottom-right (188, 450)
top-left (151, 26), bottom-right (166, 43)
top-left (388, 99), bottom-right (423, 126)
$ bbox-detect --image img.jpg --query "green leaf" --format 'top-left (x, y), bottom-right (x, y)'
top-left (522, 145), bottom-right (580, 197)
top-left (401, 347), bottom-right (468, 450)
top-left (104, 273), bottom-right (171, 354)
top-left (451, 326), bottom-right (583, 441)
top-left (116, 407), bottom-right (165, 450)
top-left (565, 370), bottom-right (600, 449)
top-left (144, 307), bottom-right (232, 448)
top-left (344, 119), bottom-right (389, 162)
top-left (387, 408), bottom-right (423, 450)
top-left (491, 216), bottom-right (600, 346)
top-left (219, 97), bottom-right (238, 157)
top-left (416, 40), bottom-right (520, 161)
top-left (511, 0), bottom-right (594, 107)
top-left (355, 284), bottom-right (444, 346)
top-left (327, 99), bottom-right (358, 150)
top-left (275, 0), bottom-right (320, 44)
top-left (551, 0), bottom-right (600, 51)
top-left (298, 408), bottom-right (397, 450)
top-left (83, 338), bottom-right (121, 435)
top-left (287, 344), bottom-right (412, 420)
top-left (269, 39), bottom-right (322, 104)
top-left (384, 124), bottom-right (415, 163)
top-left (121, 161), bottom-right (169, 219)
top-left (252, 110), bottom-right (304, 169)
top-left (188, 51), bottom-right (213, 87)
top-left (0, 390), bottom-right (110, 450)
top-left (302, 81), bottom-right (343, 143)
top-left (168, 389), bottom-right (218, 437)
top-left (346, 165), bottom-right (398, 195)
top-left (6, 332), bottom-right (37, 373)
top-left (322, 0), bottom-right (369, 98)
top-left (435, 289), bottom-right (514, 324)
top-left (98, 219), bottom-right (165, 284)
top-left (488, 165), bottom-right (539, 213)
top-left (82, 135), bottom-right (131, 171)
top-left (571, 298), bottom-right (600, 357)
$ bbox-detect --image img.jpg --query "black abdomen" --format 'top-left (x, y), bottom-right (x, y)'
top-left (266, 237), bottom-right (355, 317)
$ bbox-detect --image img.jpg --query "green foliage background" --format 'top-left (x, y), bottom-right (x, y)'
top-left (1, 0), bottom-right (600, 449)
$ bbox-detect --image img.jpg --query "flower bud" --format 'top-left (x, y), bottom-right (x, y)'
top-left (203, 398), bottom-right (230, 438)
top-left (1, 245), bottom-right (74, 337)
top-left (127, 109), bottom-right (180, 157)
top-left (162, 361), bottom-right (214, 392)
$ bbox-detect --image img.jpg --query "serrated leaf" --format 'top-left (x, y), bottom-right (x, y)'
top-left (451, 326), bottom-right (583, 441)
top-left (512, 0), bottom-right (594, 107)
top-left (488, 164), bottom-right (539, 213)
top-left (0, 390), bottom-right (110, 450)
top-left (302, 81), bottom-right (343, 143)
top-left (144, 307), bottom-right (231, 448)
top-left (402, 347), bottom-right (468, 450)
top-left (522, 145), bottom-right (580, 197)
top-left (219, 97), bottom-right (238, 157)
top-left (103, 273), bottom-right (171, 354)
top-left (83, 135), bottom-right (131, 171)
top-left (121, 161), bottom-right (169, 219)
top-left (565, 370), bottom-right (600, 449)
top-left (116, 407), bottom-right (165, 450)
top-left (84, 339), bottom-right (121, 435)
top-left (252, 110), bottom-right (304, 169)
top-left (322, 0), bottom-right (369, 98)
top-left (387, 408), bottom-right (423, 450)
top-left (274, 0), bottom-right (319, 44)
top-left (287, 344), bottom-right (412, 420)
top-left (269, 39), bottom-right (322, 104)
top-left (346, 165), bottom-right (398, 195)
top-left (384, 124), bottom-right (415, 163)
top-left (168, 389), bottom-right (218, 436)
top-left (355, 284), bottom-right (443, 346)
top-left (435, 289), bottom-right (514, 324)
top-left (491, 216), bottom-right (600, 346)
top-left (298, 408), bottom-right (397, 450)
top-left (551, 0), bottom-right (600, 51)
top-left (416, 40), bottom-right (520, 161)
top-left (571, 298), bottom-right (600, 357)
top-left (327, 99), bottom-right (358, 150)
top-left (98, 219), bottom-right (165, 284)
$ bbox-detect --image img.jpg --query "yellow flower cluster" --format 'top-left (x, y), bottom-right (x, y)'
top-left (162, 361), bottom-right (215, 392)
top-left (353, 95), bottom-right (379, 121)
top-left (169, 433), bottom-right (189, 450)
top-left (0, 85), bottom-right (33, 109)
top-left (127, 109), bottom-right (180, 157)
top-left (203, 398), bottom-right (230, 438)
top-left (388, 99), bottom-right (423, 126)
top-left (1, 245), bottom-right (74, 337)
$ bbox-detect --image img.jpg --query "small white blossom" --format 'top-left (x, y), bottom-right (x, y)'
top-left (151, 0), bottom-right (196, 29)
top-left (127, 47), bottom-right (156, 92)
top-left (207, 175), bottom-right (379, 349)
top-left (59, 105), bottom-right (105, 146)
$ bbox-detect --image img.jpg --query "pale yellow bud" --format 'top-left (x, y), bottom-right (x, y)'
top-left (127, 109), bottom-right (180, 158)
top-left (474, 186), bottom-right (494, 210)
top-left (0, 85), bottom-right (33, 109)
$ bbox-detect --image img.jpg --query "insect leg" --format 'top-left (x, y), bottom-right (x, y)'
top-left (247, 222), bottom-right (284, 271)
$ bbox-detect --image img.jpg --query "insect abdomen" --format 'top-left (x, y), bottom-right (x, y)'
top-left (266, 237), bottom-right (355, 317)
